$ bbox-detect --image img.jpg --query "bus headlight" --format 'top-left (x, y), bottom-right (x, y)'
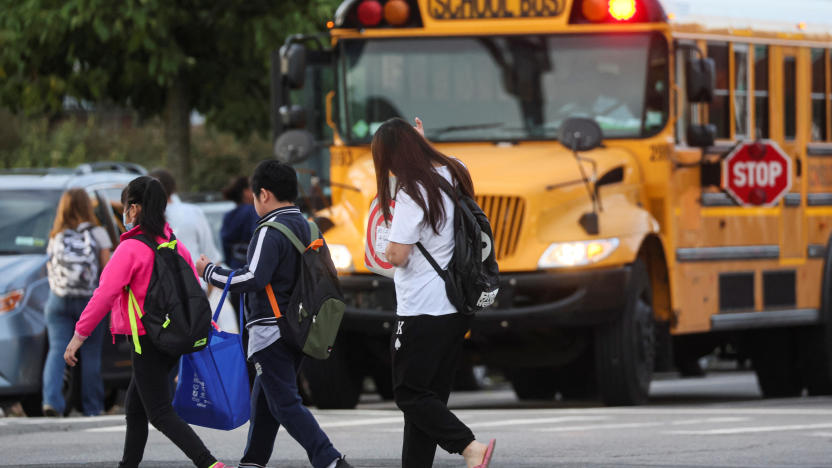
top-left (328, 244), bottom-right (354, 272)
top-left (538, 238), bottom-right (620, 269)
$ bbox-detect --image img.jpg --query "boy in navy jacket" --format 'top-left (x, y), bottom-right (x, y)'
top-left (197, 160), bottom-right (351, 468)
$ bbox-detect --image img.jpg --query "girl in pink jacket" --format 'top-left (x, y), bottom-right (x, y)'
top-left (64, 176), bottom-right (229, 468)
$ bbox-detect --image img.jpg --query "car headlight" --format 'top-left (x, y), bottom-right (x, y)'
top-left (0, 289), bottom-right (24, 315)
top-left (538, 238), bottom-right (620, 269)
top-left (328, 244), bottom-right (354, 272)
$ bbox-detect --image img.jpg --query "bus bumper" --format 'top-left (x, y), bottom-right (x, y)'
top-left (339, 266), bottom-right (631, 335)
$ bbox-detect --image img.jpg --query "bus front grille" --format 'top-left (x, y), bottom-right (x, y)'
top-left (474, 195), bottom-right (526, 260)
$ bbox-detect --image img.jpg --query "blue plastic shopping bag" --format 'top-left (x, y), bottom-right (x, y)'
top-left (173, 272), bottom-right (250, 430)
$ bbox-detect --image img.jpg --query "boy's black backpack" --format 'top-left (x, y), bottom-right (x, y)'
top-left (126, 234), bottom-right (213, 356)
top-left (255, 220), bottom-right (345, 360)
top-left (415, 179), bottom-right (500, 315)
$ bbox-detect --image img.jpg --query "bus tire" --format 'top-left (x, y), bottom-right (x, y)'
top-left (747, 329), bottom-right (803, 398)
top-left (301, 344), bottom-right (362, 409)
top-left (799, 233), bottom-right (832, 395)
top-left (594, 258), bottom-right (655, 406)
top-left (554, 350), bottom-right (597, 399)
top-left (506, 367), bottom-right (557, 400)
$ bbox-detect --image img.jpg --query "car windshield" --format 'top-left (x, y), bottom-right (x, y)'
top-left (341, 33), bottom-right (668, 143)
top-left (0, 190), bottom-right (62, 255)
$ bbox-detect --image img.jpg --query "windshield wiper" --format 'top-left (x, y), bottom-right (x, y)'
top-left (427, 122), bottom-right (505, 139)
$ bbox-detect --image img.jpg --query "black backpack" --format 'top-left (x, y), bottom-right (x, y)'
top-left (415, 180), bottom-right (500, 315)
top-left (125, 234), bottom-right (213, 356)
top-left (255, 220), bottom-right (345, 360)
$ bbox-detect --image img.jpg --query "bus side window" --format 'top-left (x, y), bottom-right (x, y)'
top-left (811, 48), bottom-right (829, 142)
top-left (733, 44), bottom-right (750, 140)
top-left (754, 45), bottom-right (769, 139)
top-left (784, 56), bottom-right (797, 141)
top-left (707, 42), bottom-right (730, 140)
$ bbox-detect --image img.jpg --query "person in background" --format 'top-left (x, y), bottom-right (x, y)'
top-left (221, 175), bottom-right (259, 270)
top-left (220, 175), bottom-right (260, 319)
top-left (374, 117), bottom-right (496, 468)
top-left (43, 189), bottom-right (112, 417)
top-left (149, 168), bottom-right (221, 262)
top-left (64, 176), bottom-right (230, 468)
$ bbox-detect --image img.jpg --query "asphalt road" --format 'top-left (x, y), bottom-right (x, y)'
top-left (3, 371), bottom-right (832, 467)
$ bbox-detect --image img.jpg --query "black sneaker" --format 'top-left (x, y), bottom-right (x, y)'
top-left (42, 405), bottom-right (59, 417)
top-left (335, 456), bottom-right (354, 468)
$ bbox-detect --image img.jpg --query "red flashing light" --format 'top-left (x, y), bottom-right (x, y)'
top-left (609, 0), bottom-right (636, 21)
top-left (357, 0), bottom-right (383, 27)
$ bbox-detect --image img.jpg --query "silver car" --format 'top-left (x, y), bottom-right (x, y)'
top-left (0, 162), bottom-right (143, 416)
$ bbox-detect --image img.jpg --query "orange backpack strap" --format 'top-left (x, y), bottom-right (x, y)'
top-left (265, 284), bottom-right (282, 319)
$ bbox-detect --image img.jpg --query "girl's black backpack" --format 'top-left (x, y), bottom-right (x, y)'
top-left (416, 180), bottom-right (500, 315)
top-left (126, 234), bottom-right (213, 356)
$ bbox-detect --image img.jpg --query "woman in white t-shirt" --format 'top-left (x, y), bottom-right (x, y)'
top-left (373, 117), bottom-right (496, 468)
top-left (43, 188), bottom-right (112, 416)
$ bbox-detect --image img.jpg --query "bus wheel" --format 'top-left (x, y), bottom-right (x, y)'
top-left (594, 258), bottom-right (655, 406)
top-left (505, 367), bottom-right (557, 400)
top-left (799, 233), bottom-right (832, 395)
top-left (746, 329), bottom-right (803, 398)
top-left (301, 344), bottom-right (362, 409)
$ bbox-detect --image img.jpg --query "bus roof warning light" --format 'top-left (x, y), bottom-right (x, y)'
top-left (609, 0), bottom-right (636, 21)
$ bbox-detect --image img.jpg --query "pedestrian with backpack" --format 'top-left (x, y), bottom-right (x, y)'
top-left (373, 117), bottom-right (496, 468)
top-left (196, 160), bottom-right (351, 468)
top-left (43, 188), bottom-right (113, 417)
top-left (63, 176), bottom-right (230, 468)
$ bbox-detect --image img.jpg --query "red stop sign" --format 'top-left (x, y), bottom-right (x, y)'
top-left (721, 140), bottom-right (793, 206)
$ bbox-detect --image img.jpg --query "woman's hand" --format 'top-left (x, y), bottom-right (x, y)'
top-left (414, 117), bottom-right (424, 137)
top-left (64, 334), bottom-right (85, 367)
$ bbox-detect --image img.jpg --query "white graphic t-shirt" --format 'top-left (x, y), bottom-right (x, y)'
top-left (388, 166), bottom-right (457, 317)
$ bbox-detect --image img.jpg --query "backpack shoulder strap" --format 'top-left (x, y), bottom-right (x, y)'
top-left (131, 233), bottom-right (157, 251)
top-left (415, 242), bottom-right (445, 278)
top-left (257, 221), bottom-right (305, 254)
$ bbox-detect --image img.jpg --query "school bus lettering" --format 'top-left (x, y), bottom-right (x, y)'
top-left (731, 162), bottom-right (783, 188)
top-left (428, 0), bottom-right (564, 20)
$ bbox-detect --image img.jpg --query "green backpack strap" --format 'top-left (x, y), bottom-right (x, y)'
top-left (257, 220), bottom-right (320, 254)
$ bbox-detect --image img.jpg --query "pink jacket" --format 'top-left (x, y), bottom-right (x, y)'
top-left (75, 224), bottom-right (199, 338)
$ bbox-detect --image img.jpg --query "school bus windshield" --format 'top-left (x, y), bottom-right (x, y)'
top-left (341, 32), bottom-right (668, 143)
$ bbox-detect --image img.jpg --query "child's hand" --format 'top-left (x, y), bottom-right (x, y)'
top-left (414, 117), bottom-right (424, 137)
top-left (196, 254), bottom-right (211, 276)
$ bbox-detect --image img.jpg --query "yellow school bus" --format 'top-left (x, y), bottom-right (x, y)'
top-left (272, 0), bottom-right (832, 408)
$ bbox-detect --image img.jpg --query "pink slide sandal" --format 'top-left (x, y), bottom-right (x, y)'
top-left (474, 439), bottom-right (496, 468)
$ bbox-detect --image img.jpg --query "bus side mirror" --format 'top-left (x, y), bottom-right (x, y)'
top-left (279, 104), bottom-right (307, 129)
top-left (559, 118), bottom-right (603, 152)
top-left (274, 129), bottom-right (315, 164)
top-left (281, 43), bottom-right (307, 90)
top-left (686, 57), bottom-right (715, 103)
top-left (687, 124), bottom-right (716, 148)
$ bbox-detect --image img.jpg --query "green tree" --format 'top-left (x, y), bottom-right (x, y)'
top-left (0, 0), bottom-right (339, 188)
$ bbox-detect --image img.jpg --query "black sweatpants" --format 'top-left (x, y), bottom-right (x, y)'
top-left (119, 335), bottom-right (216, 468)
top-left (391, 313), bottom-right (476, 468)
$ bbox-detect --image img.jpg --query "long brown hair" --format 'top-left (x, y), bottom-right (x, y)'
top-left (50, 188), bottom-right (98, 238)
top-left (372, 118), bottom-right (474, 234)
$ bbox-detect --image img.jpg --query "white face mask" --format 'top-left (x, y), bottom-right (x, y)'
top-left (123, 205), bottom-right (135, 231)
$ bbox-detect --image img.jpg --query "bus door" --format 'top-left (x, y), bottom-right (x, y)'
top-left (777, 46), bottom-right (806, 261)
